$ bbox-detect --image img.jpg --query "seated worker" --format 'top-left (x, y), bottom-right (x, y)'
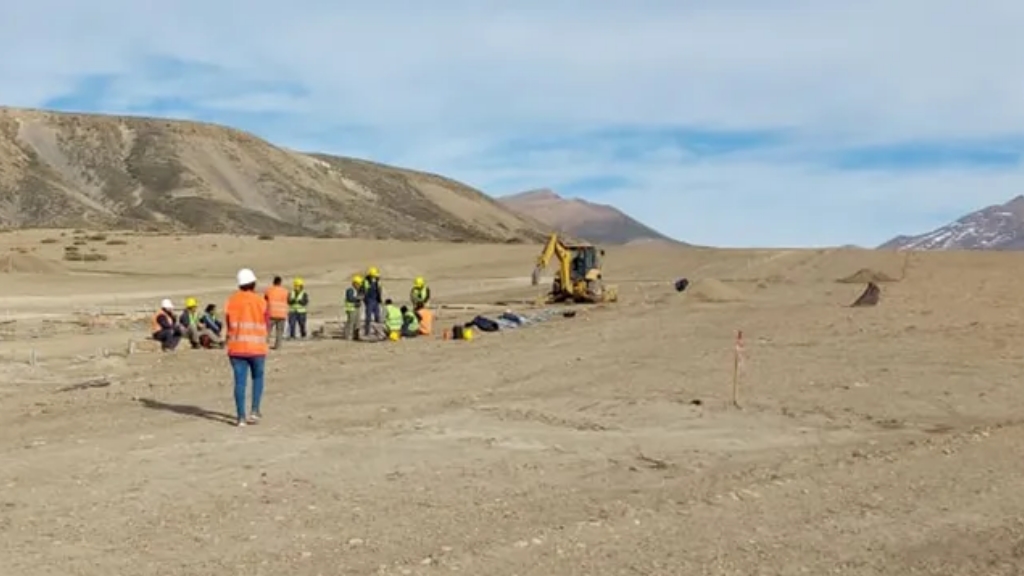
top-left (191, 303), bottom-right (225, 348)
top-left (383, 299), bottom-right (404, 338)
top-left (201, 304), bottom-right (223, 335)
top-left (414, 302), bottom-right (433, 336)
top-left (179, 297), bottom-right (207, 349)
top-left (399, 305), bottom-right (419, 338)
top-left (152, 298), bottom-right (183, 351)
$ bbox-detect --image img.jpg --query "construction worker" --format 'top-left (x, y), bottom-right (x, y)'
top-left (343, 274), bottom-right (364, 340)
top-left (383, 298), bottom-right (403, 338)
top-left (287, 277), bottom-right (309, 339)
top-left (179, 297), bottom-right (219, 349)
top-left (151, 299), bottom-right (182, 351)
top-left (264, 276), bottom-right (289, 349)
top-left (400, 305), bottom-right (419, 337)
top-left (410, 277), bottom-right (431, 308)
top-left (414, 302), bottom-right (433, 336)
top-left (200, 303), bottom-right (225, 347)
top-left (362, 267), bottom-right (383, 335)
top-left (225, 268), bottom-right (269, 427)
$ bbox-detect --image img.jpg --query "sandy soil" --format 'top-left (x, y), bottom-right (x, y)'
top-left (3, 230), bottom-right (1024, 575)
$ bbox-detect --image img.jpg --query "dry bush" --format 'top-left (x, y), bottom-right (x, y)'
top-left (106, 239), bottom-right (128, 245)
top-left (86, 234), bottom-right (108, 241)
top-left (64, 250), bottom-right (108, 262)
top-left (73, 239), bottom-right (87, 246)
top-left (257, 234), bottom-right (275, 241)
top-left (40, 238), bottom-right (58, 244)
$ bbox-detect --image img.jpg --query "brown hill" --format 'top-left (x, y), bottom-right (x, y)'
top-left (499, 189), bottom-right (681, 245)
top-left (0, 107), bottom-right (549, 242)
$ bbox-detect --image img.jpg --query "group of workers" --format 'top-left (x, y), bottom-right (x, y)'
top-left (342, 267), bottom-right (434, 341)
top-left (153, 267), bottom-right (437, 427)
top-left (150, 266), bottom-right (434, 352)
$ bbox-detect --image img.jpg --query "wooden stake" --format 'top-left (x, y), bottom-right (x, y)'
top-left (732, 330), bottom-right (743, 408)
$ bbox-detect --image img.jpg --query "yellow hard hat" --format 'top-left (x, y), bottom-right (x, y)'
top-left (293, 277), bottom-right (304, 286)
top-left (413, 276), bottom-right (425, 287)
top-left (367, 266), bottom-right (379, 277)
top-left (388, 330), bottom-right (400, 341)
top-left (463, 327), bottom-right (474, 341)
top-left (184, 297), bottom-right (197, 308)
top-left (352, 274), bottom-right (363, 285)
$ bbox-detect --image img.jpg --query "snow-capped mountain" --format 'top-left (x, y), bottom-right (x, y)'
top-left (879, 196), bottom-right (1024, 250)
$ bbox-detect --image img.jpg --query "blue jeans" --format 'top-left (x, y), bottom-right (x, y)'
top-left (363, 300), bottom-right (381, 333)
top-left (230, 355), bottom-right (265, 421)
top-left (288, 312), bottom-right (307, 338)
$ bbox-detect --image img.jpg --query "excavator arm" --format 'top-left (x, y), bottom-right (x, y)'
top-left (531, 233), bottom-right (572, 293)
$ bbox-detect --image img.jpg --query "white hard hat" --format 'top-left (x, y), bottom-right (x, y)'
top-left (236, 268), bottom-right (257, 286)
top-left (160, 298), bottom-right (173, 309)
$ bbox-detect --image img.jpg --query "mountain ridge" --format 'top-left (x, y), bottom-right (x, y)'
top-left (0, 106), bottom-right (550, 243)
top-left (879, 195), bottom-right (1024, 250)
top-left (499, 188), bottom-right (681, 245)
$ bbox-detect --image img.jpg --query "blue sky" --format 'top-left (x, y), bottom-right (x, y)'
top-left (4, 0), bottom-right (1024, 247)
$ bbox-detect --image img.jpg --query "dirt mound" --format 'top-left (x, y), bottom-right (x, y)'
top-left (837, 268), bottom-right (897, 283)
top-left (0, 252), bottom-right (65, 274)
top-left (851, 282), bottom-right (881, 307)
top-left (685, 278), bottom-right (745, 303)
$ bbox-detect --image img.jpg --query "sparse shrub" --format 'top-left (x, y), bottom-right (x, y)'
top-left (86, 234), bottom-right (107, 241)
top-left (257, 234), bottom-right (275, 241)
top-left (40, 238), bottom-right (58, 244)
top-left (64, 251), bottom-right (108, 262)
top-left (106, 239), bottom-right (127, 245)
top-left (73, 240), bottom-right (87, 246)
top-left (64, 245), bottom-right (79, 252)
top-left (72, 229), bottom-right (84, 235)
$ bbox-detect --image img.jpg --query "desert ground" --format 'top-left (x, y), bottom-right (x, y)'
top-left (3, 229), bottom-right (1024, 575)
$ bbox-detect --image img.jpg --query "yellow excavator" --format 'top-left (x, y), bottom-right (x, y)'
top-left (532, 233), bottom-right (618, 303)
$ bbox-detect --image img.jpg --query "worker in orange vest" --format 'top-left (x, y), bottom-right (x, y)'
top-left (415, 302), bottom-right (433, 336)
top-left (263, 276), bottom-right (289, 350)
top-left (225, 268), bottom-right (269, 427)
top-left (151, 298), bottom-right (183, 351)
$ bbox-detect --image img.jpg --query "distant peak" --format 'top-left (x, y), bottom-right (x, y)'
top-left (505, 188), bottom-right (561, 201)
top-left (1004, 194), bottom-right (1024, 207)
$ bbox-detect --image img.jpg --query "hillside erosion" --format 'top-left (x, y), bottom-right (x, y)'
top-left (0, 107), bottom-right (549, 243)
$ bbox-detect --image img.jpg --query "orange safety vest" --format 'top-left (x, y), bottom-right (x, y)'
top-left (264, 285), bottom-right (289, 319)
top-left (151, 310), bottom-right (174, 333)
top-left (224, 290), bottom-right (269, 356)
top-left (417, 308), bottom-right (433, 335)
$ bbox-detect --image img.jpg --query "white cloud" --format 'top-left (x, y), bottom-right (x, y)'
top-left (2, 0), bottom-right (1024, 246)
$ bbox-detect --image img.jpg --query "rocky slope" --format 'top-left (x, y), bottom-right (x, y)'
top-left (0, 107), bottom-right (549, 242)
top-left (879, 196), bottom-right (1024, 250)
top-left (499, 189), bottom-right (679, 245)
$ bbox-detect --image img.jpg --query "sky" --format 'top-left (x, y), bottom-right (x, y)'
top-left (3, 0), bottom-right (1024, 247)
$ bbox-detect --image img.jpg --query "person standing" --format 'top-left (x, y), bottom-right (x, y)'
top-left (225, 268), bottom-right (269, 427)
top-left (410, 276), bottom-right (431, 308)
top-left (287, 277), bottom-right (309, 339)
top-left (264, 276), bottom-right (289, 349)
top-left (343, 274), bottom-right (364, 340)
top-left (362, 266), bottom-right (383, 335)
